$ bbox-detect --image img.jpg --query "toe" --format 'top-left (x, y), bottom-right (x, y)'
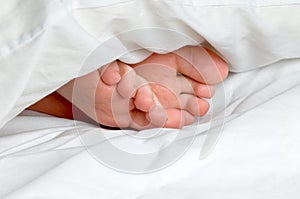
top-left (129, 109), bottom-right (151, 130)
top-left (100, 61), bottom-right (121, 85)
top-left (174, 46), bottom-right (229, 85)
top-left (163, 109), bottom-right (195, 129)
top-left (179, 75), bottom-right (216, 98)
top-left (146, 105), bottom-right (168, 127)
top-left (179, 94), bottom-right (210, 116)
top-left (205, 49), bottom-right (229, 83)
top-left (116, 62), bottom-right (137, 98)
top-left (194, 84), bottom-right (215, 98)
top-left (134, 84), bottom-right (155, 112)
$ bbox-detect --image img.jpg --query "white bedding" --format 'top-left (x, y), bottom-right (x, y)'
top-left (1, 0), bottom-right (300, 128)
top-left (1, 1), bottom-right (300, 198)
top-left (1, 59), bottom-right (300, 199)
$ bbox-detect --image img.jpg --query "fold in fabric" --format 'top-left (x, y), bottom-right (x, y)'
top-left (1, 0), bottom-right (300, 128)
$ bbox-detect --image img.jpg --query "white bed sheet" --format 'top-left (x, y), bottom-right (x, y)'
top-left (1, 59), bottom-right (300, 199)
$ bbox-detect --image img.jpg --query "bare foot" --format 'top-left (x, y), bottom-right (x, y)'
top-left (100, 46), bottom-right (228, 129)
top-left (32, 46), bottom-right (228, 130)
top-left (54, 61), bottom-right (196, 129)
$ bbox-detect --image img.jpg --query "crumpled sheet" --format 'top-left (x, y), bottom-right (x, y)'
top-left (1, 1), bottom-right (300, 197)
top-left (1, 0), bottom-right (300, 128)
top-left (0, 59), bottom-right (300, 198)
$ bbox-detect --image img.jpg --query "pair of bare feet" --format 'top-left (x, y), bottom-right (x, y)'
top-left (29, 46), bottom-right (228, 130)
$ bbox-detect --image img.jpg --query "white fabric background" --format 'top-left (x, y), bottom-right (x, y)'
top-left (1, 0), bottom-right (300, 128)
top-left (0, 62), bottom-right (300, 198)
top-left (1, 2), bottom-right (300, 197)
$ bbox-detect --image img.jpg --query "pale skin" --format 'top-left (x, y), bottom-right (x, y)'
top-left (28, 46), bottom-right (228, 130)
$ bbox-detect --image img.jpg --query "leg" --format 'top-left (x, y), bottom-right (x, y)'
top-left (27, 91), bottom-right (95, 123)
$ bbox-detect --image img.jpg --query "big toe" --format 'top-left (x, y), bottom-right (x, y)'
top-left (205, 49), bottom-right (229, 84)
top-left (175, 46), bottom-right (229, 85)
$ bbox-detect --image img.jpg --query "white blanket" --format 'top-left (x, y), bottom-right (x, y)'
top-left (1, 0), bottom-right (300, 128)
top-left (1, 2), bottom-right (300, 197)
top-left (0, 60), bottom-right (300, 198)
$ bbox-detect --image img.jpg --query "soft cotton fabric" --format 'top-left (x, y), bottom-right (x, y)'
top-left (1, 0), bottom-right (300, 128)
top-left (1, 61), bottom-right (300, 198)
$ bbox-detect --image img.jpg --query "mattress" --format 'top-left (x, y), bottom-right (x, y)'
top-left (1, 59), bottom-right (300, 199)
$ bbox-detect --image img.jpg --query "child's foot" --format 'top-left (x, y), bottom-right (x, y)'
top-left (52, 46), bottom-right (229, 130)
top-left (100, 46), bottom-right (228, 128)
top-left (55, 61), bottom-right (200, 129)
top-left (106, 62), bottom-right (211, 129)
top-left (119, 46), bottom-right (227, 115)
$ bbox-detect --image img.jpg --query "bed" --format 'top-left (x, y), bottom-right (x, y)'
top-left (1, 58), bottom-right (300, 199)
top-left (1, 0), bottom-right (300, 198)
